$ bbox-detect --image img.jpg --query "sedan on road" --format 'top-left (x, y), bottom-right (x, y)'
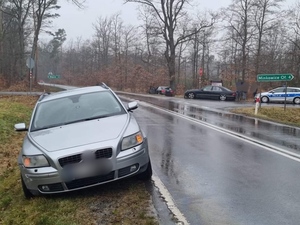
top-left (15, 84), bottom-right (152, 198)
top-left (255, 87), bottom-right (300, 104)
top-left (184, 85), bottom-right (236, 101)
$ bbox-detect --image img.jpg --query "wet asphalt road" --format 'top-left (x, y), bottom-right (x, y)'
top-left (118, 92), bottom-right (300, 225)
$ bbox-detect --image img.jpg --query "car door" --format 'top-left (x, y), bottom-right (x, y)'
top-left (269, 87), bottom-right (286, 102)
top-left (196, 86), bottom-right (213, 99)
top-left (211, 86), bottom-right (223, 99)
top-left (286, 88), bottom-right (300, 102)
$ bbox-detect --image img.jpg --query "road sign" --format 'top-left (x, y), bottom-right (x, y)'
top-left (257, 74), bottom-right (294, 82)
top-left (199, 68), bottom-right (203, 76)
top-left (26, 57), bottom-right (35, 69)
top-left (48, 73), bottom-right (60, 79)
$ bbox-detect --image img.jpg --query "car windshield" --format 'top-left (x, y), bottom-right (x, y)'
top-left (31, 91), bottom-right (125, 131)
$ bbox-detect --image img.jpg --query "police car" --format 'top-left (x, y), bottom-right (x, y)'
top-left (255, 87), bottom-right (300, 104)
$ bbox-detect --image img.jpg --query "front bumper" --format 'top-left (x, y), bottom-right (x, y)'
top-left (20, 144), bottom-right (150, 195)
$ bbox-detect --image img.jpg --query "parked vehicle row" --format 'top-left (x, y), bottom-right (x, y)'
top-left (151, 85), bottom-right (300, 104)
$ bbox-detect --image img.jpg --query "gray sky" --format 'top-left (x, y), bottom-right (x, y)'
top-left (49, 0), bottom-right (294, 42)
top-left (50, 0), bottom-right (231, 41)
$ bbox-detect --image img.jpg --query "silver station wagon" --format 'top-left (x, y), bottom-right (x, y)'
top-left (255, 86), bottom-right (300, 104)
top-left (15, 84), bottom-right (152, 198)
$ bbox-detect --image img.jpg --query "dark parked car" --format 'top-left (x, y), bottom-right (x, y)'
top-left (184, 85), bottom-right (236, 101)
top-left (148, 86), bottom-right (157, 94)
top-left (15, 84), bottom-right (152, 198)
top-left (161, 87), bottom-right (175, 96)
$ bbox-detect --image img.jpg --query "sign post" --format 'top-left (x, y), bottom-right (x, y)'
top-left (26, 57), bottom-right (35, 93)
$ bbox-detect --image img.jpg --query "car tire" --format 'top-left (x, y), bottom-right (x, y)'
top-left (220, 95), bottom-right (227, 101)
top-left (21, 174), bottom-right (34, 199)
top-left (188, 93), bottom-right (195, 99)
top-left (261, 96), bottom-right (269, 103)
top-left (293, 97), bottom-right (300, 104)
top-left (137, 160), bottom-right (152, 180)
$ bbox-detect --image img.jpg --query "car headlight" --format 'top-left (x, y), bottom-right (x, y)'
top-left (22, 155), bottom-right (49, 168)
top-left (121, 132), bottom-right (143, 151)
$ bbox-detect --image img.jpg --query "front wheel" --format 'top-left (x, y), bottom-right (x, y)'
top-left (261, 96), bottom-right (269, 103)
top-left (187, 92), bottom-right (195, 99)
top-left (21, 175), bottom-right (34, 199)
top-left (293, 97), bottom-right (300, 104)
top-left (220, 95), bottom-right (227, 101)
top-left (137, 160), bottom-right (152, 180)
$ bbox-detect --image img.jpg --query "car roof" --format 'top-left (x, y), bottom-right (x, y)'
top-left (38, 86), bottom-right (109, 102)
top-left (271, 86), bottom-right (300, 90)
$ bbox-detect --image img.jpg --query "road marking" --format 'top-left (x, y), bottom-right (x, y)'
top-left (138, 100), bottom-right (300, 162)
top-left (152, 174), bottom-right (190, 225)
top-left (120, 95), bottom-right (300, 223)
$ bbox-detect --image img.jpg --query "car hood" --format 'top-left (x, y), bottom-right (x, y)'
top-left (29, 114), bottom-right (128, 152)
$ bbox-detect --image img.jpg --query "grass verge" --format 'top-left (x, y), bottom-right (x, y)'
top-left (0, 95), bottom-right (158, 225)
top-left (231, 105), bottom-right (300, 127)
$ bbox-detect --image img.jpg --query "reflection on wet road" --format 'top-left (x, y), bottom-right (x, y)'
top-left (119, 92), bottom-right (300, 154)
top-left (131, 101), bottom-right (300, 225)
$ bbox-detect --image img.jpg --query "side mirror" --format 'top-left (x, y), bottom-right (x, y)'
top-left (127, 101), bottom-right (138, 111)
top-left (14, 123), bottom-right (28, 132)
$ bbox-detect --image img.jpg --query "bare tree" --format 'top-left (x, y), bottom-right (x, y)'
top-left (253, 0), bottom-right (283, 75)
top-left (223, 0), bottom-right (256, 82)
top-left (31, 0), bottom-right (60, 84)
top-left (93, 16), bottom-right (113, 68)
top-left (124, 0), bottom-right (214, 90)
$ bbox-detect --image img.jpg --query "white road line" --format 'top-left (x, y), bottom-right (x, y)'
top-left (138, 100), bottom-right (300, 162)
top-left (121, 96), bottom-right (300, 223)
top-left (152, 174), bottom-right (190, 225)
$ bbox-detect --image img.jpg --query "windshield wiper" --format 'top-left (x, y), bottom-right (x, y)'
top-left (33, 115), bottom-right (112, 131)
top-left (64, 115), bottom-right (110, 125)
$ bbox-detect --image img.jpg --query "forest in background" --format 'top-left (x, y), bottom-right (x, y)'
top-left (1, 0), bottom-right (300, 96)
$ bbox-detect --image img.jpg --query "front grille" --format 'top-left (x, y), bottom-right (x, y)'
top-left (65, 171), bottom-right (115, 190)
top-left (59, 154), bottom-right (81, 167)
top-left (59, 148), bottom-right (112, 168)
top-left (95, 148), bottom-right (112, 158)
top-left (38, 183), bottom-right (64, 192)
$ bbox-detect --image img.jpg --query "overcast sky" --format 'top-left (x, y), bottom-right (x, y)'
top-left (48, 0), bottom-right (294, 42)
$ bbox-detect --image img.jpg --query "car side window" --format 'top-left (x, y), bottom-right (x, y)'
top-left (212, 86), bottom-right (222, 91)
top-left (273, 87), bottom-right (285, 93)
top-left (203, 86), bottom-right (212, 91)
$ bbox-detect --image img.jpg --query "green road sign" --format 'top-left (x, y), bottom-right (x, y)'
top-left (257, 74), bottom-right (294, 82)
top-left (48, 74), bottom-right (60, 79)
